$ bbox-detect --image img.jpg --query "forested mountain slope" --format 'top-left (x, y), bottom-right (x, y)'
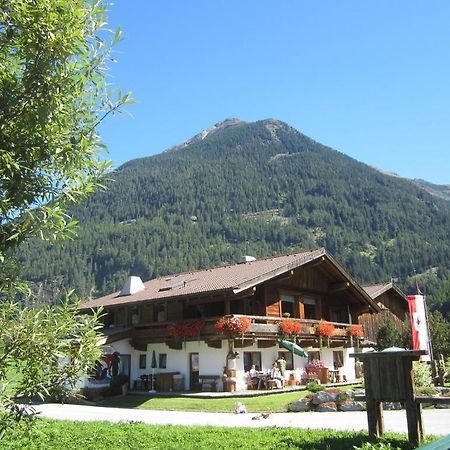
top-left (16, 119), bottom-right (450, 316)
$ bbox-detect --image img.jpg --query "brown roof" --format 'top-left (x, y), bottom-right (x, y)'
top-left (80, 248), bottom-right (380, 311)
top-left (80, 248), bottom-right (326, 310)
top-left (363, 282), bottom-right (407, 303)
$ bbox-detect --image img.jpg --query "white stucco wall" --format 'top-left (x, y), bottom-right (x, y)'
top-left (92, 339), bottom-right (358, 391)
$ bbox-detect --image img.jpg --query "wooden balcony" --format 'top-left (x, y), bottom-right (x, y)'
top-left (126, 314), bottom-right (361, 350)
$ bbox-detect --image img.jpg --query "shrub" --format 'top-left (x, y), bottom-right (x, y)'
top-left (412, 361), bottom-right (434, 390)
top-left (306, 381), bottom-right (325, 393)
top-left (376, 318), bottom-right (402, 350)
top-left (110, 374), bottom-right (129, 395)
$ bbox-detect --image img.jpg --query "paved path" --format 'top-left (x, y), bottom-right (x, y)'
top-left (34, 403), bottom-right (450, 436)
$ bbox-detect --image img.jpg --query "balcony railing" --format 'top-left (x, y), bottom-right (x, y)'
top-left (126, 314), bottom-right (361, 347)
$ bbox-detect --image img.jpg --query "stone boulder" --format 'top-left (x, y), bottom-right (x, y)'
top-left (289, 398), bottom-right (312, 412)
top-left (317, 402), bottom-right (337, 412)
top-left (338, 400), bottom-right (365, 412)
top-left (436, 387), bottom-right (450, 395)
top-left (312, 391), bottom-right (339, 405)
top-left (435, 403), bottom-right (450, 409)
top-left (382, 402), bottom-right (402, 410)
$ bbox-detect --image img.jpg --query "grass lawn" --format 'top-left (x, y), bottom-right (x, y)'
top-left (99, 384), bottom-right (364, 413)
top-left (99, 389), bottom-right (315, 412)
top-left (0, 419), bottom-right (426, 450)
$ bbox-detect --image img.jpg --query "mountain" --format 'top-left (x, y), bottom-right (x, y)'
top-left (15, 118), bottom-right (450, 317)
top-left (412, 179), bottom-right (450, 202)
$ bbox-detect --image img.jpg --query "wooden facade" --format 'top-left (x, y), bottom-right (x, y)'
top-left (358, 283), bottom-right (408, 344)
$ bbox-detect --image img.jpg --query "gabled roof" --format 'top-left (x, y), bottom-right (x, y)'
top-left (362, 282), bottom-right (407, 305)
top-left (80, 248), bottom-right (380, 311)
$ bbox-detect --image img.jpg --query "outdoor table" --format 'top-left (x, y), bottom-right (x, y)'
top-left (257, 374), bottom-right (269, 390)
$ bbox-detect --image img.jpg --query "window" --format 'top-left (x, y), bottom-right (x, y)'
top-left (243, 351), bottom-right (262, 371)
top-left (278, 352), bottom-right (293, 370)
top-left (330, 307), bottom-right (349, 324)
top-left (281, 294), bottom-right (295, 317)
top-left (157, 304), bottom-right (166, 322)
top-left (159, 353), bottom-right (167, 369)
top-left (139, 354), bottom-right (147, 369)
top-left (308, 351), bottom-right (321, 363)
top-left (303, 298), bottom-right (316, 319)
top-left (333, 351), bottom-right (344, 368)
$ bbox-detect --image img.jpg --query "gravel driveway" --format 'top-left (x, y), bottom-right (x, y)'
top-left (34, 403), bottom-right (450, 436)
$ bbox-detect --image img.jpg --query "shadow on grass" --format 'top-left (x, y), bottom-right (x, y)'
top-left (279, 433), bottom-right (418, 450)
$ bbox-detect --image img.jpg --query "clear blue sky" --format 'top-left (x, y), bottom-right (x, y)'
top-left (100, 1), bottom-right (450, 185)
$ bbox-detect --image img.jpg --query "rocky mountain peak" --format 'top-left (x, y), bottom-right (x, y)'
top-left (166, 117), bottom-right (245, 153)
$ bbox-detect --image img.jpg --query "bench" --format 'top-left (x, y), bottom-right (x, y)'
top-left (415, 396), bottom-right (450, 406)
top-left (353, 395), bottom-right (450, 406)
top-left (198, 375), bottom-right (221, 392)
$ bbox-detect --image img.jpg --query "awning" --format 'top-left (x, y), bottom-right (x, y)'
top-left (278, 339), bottom-right (308, 358)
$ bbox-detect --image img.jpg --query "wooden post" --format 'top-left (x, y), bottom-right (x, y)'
top-left (365, 397), bottom-right (384, 439)
top-left (402, 356), bottom-right (424, 446)
top-left (350, 350), bottom-right (427, 446)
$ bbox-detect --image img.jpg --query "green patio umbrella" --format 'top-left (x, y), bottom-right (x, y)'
top-left (151, 349), bottom-right (157, 368)
top-left (278, 339), bottom-right (308, 358)
top-left (149, 349), bottom-right (157, 393)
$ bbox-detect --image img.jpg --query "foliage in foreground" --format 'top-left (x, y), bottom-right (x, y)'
top-left (0, 0), bottom-right (129, 438)
top-left (0, 298), bottom-right (103, 437)
top-left (0, 419), bottom-right (423, 450)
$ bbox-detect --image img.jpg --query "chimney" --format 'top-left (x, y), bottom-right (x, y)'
top-left (119, 276), bottom-right (145, 296)
top-left (239, 255), bottom-right (256, 264)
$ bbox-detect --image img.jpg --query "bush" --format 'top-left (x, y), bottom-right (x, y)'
top-left (376, 318), bottom-right (402, 350)
top-left (110, 374), bottom-right (129, 395)
top-left (306, 381), bottom-right (325, 393)
top-left (412, 361), bottom-right (433, 390)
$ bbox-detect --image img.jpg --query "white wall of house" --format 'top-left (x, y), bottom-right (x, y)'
top-left (97, 339), bottom-right (357, 391)
top-left (305, 345), bottom-right (357, 382)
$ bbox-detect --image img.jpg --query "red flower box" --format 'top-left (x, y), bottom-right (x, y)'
top-left (347, 324), bottom-right (364, 338)
top-left (279, 320), bottom-right (302, 335)
top-left (167, 320), bottom-right (204, 338)
top-left (315, 321), bottom-right (335, 337)
top-left (215, 316), bottom-right (251, 334)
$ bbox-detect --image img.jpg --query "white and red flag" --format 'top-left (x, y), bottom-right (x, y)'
top-left (407, 294), bottom-right (431, 361)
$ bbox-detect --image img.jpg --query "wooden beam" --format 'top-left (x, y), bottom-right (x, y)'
top-left (272, 270), bottom-right (294, 283)
top-left (306, 256), bottom-right (326, 268)
top-left (328, 281), bottom-right (350, 294)
top-left (206, 340), bottom-right (222, 349)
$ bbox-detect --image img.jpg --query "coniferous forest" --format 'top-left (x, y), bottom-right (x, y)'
top-left (15, 119), bottom-right (450, 319)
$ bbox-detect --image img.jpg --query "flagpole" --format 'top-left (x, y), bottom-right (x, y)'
top-left (422, 290), bottom-right (436, 383)
top-left (422, 292), bottom-right (434, 361)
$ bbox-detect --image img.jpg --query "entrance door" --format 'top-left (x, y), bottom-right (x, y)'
top-left (189, 352), bottom-right (199, 390)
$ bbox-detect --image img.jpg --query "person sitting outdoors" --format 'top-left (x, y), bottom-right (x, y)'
top-left (91, 360), bottom-right (108, 381)
top-left (235, 401), bottom-right (247, 414)
top-left (248, 364), bottom-right (259, 389)
top-left (277, 354), bottom-right (287, 379)
top-left (270, 362), bottom-right (283, 389)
